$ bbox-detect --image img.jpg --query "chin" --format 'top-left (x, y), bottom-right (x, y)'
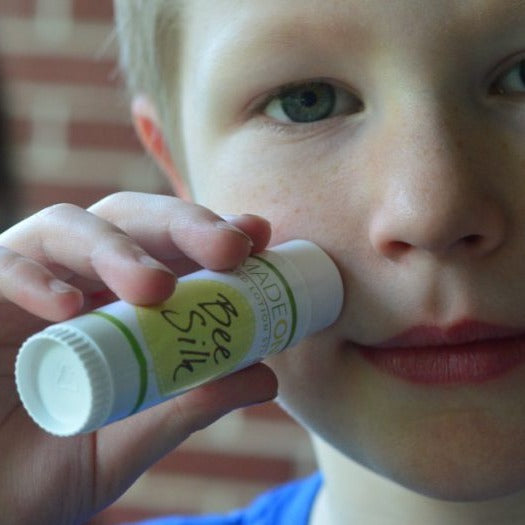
top-left (399, 419), bottom-right (525, 501)
top-left (271, 338), bottom-right (525, 503)
top-left (299, 399), bottom-right (525, 504)
top-left (357, 415), bottom-right (525, 503)
top-left (389, 462), bottom-right (525, 503)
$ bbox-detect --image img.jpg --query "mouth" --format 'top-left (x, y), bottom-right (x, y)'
top-left (356, 321), bottom-right (525, 385)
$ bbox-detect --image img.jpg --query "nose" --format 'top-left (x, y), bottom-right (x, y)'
top-left (368, 105), bottom-right (506, 261)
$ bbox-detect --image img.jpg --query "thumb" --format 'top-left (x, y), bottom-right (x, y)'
top-left (92, 363), bottom-right (278, 509)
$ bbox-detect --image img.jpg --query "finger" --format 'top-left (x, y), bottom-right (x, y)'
top-left (0, 204), bottom-right (176, 307)
top-left (94, 363), bottom-right (278, 502)
top-left (221, 213), bottom-right (272, 254)
top-left (88, 192), bottom-right (271, 270)
top-left (0, 246), bottom-right (84, 321)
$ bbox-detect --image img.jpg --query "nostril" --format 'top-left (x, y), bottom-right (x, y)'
top-left (390, 240), bottom-right (411, 251)
top-left (463, 234), bottom-right (483, 246)
top-left (383, 240), bottom-right (412, 258)
top-left (383, 235), bottom-right (485, 258)
top-left (369, 200), bottom-right (504, 259)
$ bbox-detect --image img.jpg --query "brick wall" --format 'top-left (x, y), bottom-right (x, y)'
top-left (0, 1), bottom-right (316, 523)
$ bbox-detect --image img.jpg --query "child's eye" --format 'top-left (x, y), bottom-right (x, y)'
top-left (263, 82), bottom-right (363, 123)
top-left (491, 59), bottom-right (525, 96)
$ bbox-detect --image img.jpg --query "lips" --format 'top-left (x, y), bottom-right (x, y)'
top-left (357, 321), bottom-right (525, 385)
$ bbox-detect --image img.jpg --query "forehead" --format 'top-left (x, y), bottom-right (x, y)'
top-left (177, 0), bottom-right (525, 85)
top-left (183, 0), bottom-right (525, 41)
top-left (179, 0), bottom-right (525, 92)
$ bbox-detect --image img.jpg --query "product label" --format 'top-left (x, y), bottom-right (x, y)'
top-left (235, 255), bottom-right (297, 359)
top-left (136, 280), bottom-right (256, 396)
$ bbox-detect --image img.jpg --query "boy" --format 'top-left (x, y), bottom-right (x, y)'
top-left (2, 0), bottom-right (525, 523)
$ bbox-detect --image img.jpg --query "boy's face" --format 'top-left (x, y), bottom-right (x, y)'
top-left (174, 0), bottom-right (525, 500)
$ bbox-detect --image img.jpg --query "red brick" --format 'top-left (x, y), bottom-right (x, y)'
top-left (0, 0), bottom-right (36, 17)
top-left (68, 121), bottom-right (142, 152)
top-left (242, 401), bottom-right (297, 422)
top-left (88, 506), bottom-right (171, 525)
top-left (21, 181), bottom-right (118, 212)
top-left (10, 118), bottom-right (141, 153)
top-left (1, 55), bottom-right (119, 87)
top-left (153, 449), bottom-right (294, 484)
top-left (73, 0), bottom-right (114, 21)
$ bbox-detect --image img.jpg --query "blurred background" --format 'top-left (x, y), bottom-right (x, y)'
top-left (0, 1), bottom-right (316, 523)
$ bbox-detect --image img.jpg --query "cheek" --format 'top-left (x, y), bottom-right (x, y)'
top-left (191, 135), bottom-right (370, 251)
top-left (266, 334), bottom-right (366, 451)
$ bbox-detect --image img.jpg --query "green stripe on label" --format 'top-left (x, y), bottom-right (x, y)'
top-left (251, 255), bottom-right (297, 349)
top-left (90, 311), bottom-right (148, 415)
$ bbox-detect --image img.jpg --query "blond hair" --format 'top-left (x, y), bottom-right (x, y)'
top-left (113, 0), bottom-right (186, 172)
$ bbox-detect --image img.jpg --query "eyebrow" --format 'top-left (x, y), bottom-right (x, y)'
top-left (461, 0), bottom-right (525, 29)
top-left (195, 0), bottom-right (525, 91)
top-left (201, 0), bottom-right (525, 63)
top-left (197, 7), bottom-right (368, 81)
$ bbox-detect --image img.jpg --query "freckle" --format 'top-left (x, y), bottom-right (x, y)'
top-left (455, 138), bottom-right (464, 150)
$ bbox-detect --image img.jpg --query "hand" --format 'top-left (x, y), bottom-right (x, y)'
top-left (0, 192), bottom-right (276, 525)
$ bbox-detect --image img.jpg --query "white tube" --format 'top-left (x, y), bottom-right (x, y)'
top-left (15, 240), bottom-right (343, 436)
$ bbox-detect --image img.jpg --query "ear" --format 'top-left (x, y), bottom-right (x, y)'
top-left (131, 94), bottom-right (192, 200)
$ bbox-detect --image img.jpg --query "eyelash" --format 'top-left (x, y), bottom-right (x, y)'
top-left (249, 56), bottom-right (525, 128)
top-left (252, 80), bottom-right (363, 126)
top-left (490, 56), bottom-right (525, 96)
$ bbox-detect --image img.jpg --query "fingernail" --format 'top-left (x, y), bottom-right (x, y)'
top-left (49, 279), bottom-right (77, 294)
top-left (138, 255), bottom-right (175, 275)
top-left (215, 221), bottom-right (254, 247)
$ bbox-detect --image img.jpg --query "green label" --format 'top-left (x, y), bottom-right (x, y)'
top-left (136, 280), bottom-right (255, 396)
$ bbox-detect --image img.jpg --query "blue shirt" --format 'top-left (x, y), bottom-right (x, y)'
top-left (132, 472), bottom-right (322, 525)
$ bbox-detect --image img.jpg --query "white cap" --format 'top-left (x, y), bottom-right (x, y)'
top-left (15, 325), bottom-right (113, 436)
top-left (271, 240), bottom-right (343, 336)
